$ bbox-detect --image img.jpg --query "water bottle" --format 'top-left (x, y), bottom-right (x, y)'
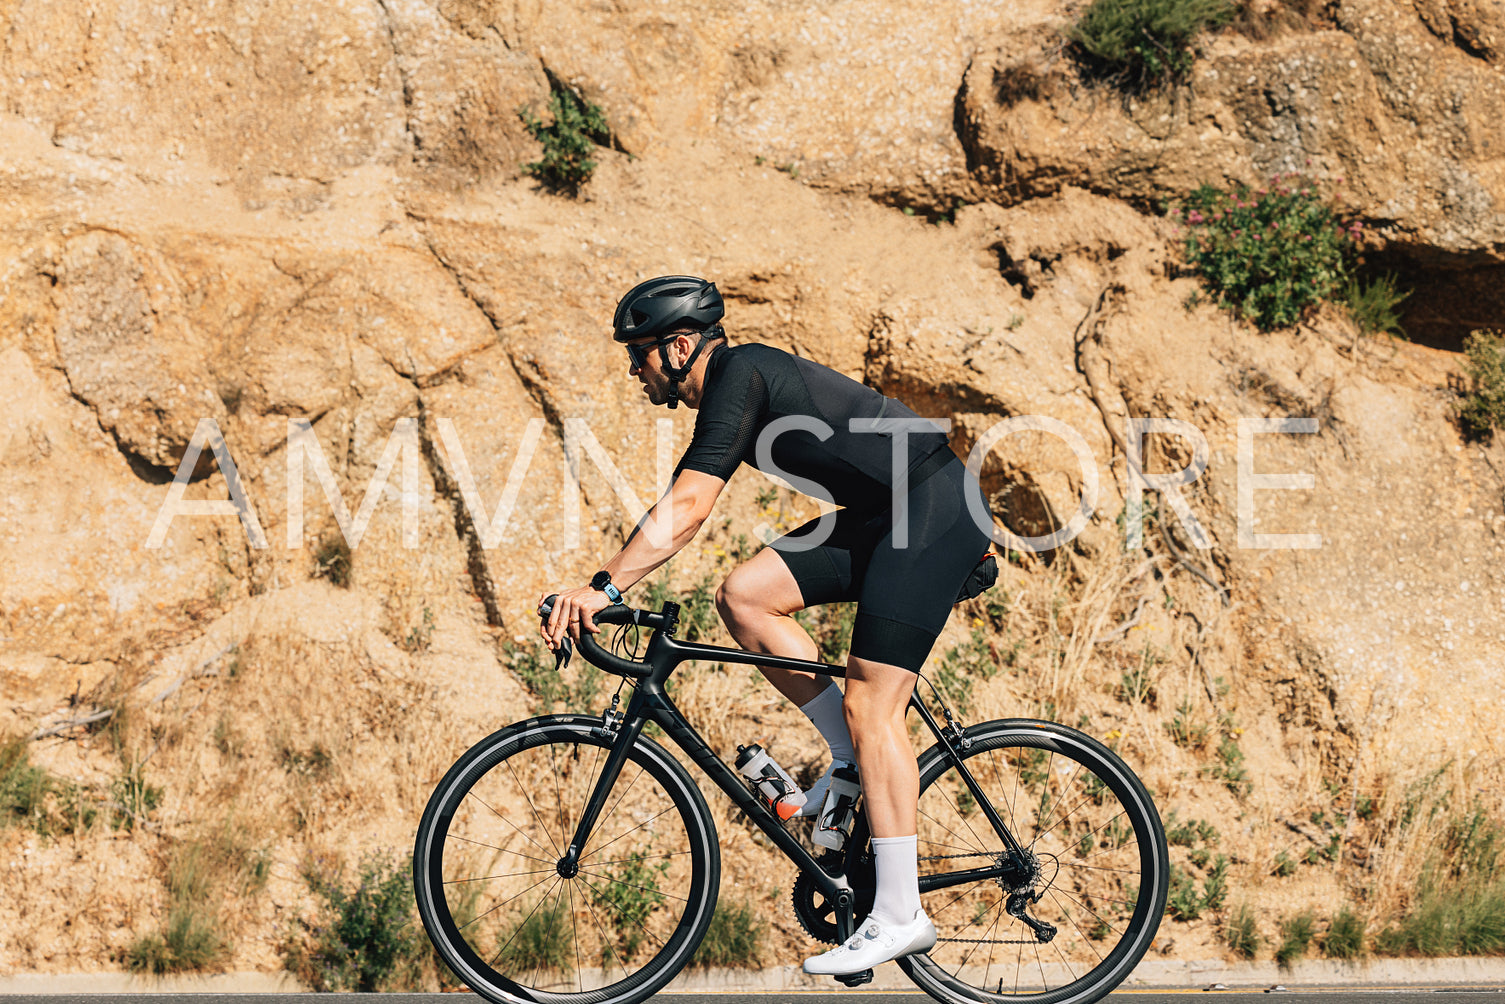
top-left (734, 744), bottom-right (808, 820)
top-left (813, 763), bottom-right (862, 851)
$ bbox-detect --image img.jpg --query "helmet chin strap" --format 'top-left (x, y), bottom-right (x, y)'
top-left (657, 328), bottom-right (723, 410)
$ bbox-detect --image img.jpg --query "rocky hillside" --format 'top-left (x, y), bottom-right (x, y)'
top-left (2, 0), bottom-right (1503, 979)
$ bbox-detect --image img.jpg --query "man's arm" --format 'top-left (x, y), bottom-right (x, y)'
top-left (603, 469), bottom-right (726, 590)
top-left (539, 469), bottom-right (726, 647)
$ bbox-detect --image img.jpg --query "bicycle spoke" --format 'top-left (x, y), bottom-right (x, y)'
top-left (488, 876), bottom-right (562, 967)
top-left (568, 878), bottom-right (582, 994)
top-left (505, 757), bottom-right (563, 858)
top-left (463, 791), bottom-right (556, 860)
top-left (447, 831), bottom-right (557, 868)
top-left (445, 866), bottom-right (559, 885)
top-left (460, 871), bottom-right (556, 934)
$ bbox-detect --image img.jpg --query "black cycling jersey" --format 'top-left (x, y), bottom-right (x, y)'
top-left (674, 344), bottom-right (950, 509)
top-left (675, 343), bottom-right (990, 673)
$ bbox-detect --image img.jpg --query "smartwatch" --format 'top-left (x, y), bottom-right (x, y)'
top-left (590, 570), bottom-right (623, 604)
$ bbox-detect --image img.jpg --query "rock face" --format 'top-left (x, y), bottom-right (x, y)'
top-left (1, 0), bottom-right (1504, 978)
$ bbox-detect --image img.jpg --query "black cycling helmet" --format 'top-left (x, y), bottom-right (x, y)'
top-left (612, 275), bottom-right (725, 342)
top-left (612, 275), bottom-right (727, 409)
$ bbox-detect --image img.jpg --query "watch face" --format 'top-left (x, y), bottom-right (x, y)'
top-left (591, 570), bottom-right (610, 590)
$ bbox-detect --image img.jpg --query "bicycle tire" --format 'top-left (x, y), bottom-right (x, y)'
top-left (414, 715), bottom-right (720, 1004)
top-left (898, 719), bottom-right (1169, 1004)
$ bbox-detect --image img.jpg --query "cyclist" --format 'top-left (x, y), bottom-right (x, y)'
top-left (540, 275), bottom-right (992, 976)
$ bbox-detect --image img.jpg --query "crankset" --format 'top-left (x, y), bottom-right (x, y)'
top-left (791, 859), bottom-right (876, 945)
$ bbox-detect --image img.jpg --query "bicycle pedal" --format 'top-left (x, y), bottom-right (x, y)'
top-left (834, 969), bottom-right (874, 987)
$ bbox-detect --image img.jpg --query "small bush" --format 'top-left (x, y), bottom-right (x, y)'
top-left (590, 850), bottom-right (670, 960)
top-left (520, 84), bottom-right (609, 195)
top-left (931, 628), bottom-right (997, 715)
top-left (506, 639), bottom-right (600, 713)
top-left (110, 762), bottom-right (162, 831)
top-left (1165, 702), bottom-right (1211, 748)
top-left (1069, 0), bottom-right (1235, 88)
top-left (1344, 272), bottom-right (1410, 338)
top-left (1202, 854), bottom-right (1229, 910)
top-left (312, 535), bottom-right (352, 588)
top-left (1167, 865), bottom-right (1203, 920)
top-left (1225, 903), bottom-right (1260, 959)
top-left (2, 735), bottom-right (100, 836)
top-left (1458, 329), bottom-right (1505, 441)
top-left (502, 899), bottom-right (574, 973)
top-left (1, 735), bottom-right (53, 828)
top-left (125, 907), bottom-right (226, 974)
top-left (1209, 733), bottom-right (1251, 797)
top-left (1275, 911), bottom-right (1317, 969)
top-left (1374, 872), bottom-right (1505, 956)
top-left (692, 898), bottom-right (766, 968)
top-left (288, 852), bottom-right (426, 992)
top-left (1178, 177), bottom-right (1355, 331)
top-left (1323, 906), bottom-right (1366, 959)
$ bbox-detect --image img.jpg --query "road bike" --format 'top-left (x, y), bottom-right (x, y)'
top-left (414, 597), bottom-right (1169, 1004)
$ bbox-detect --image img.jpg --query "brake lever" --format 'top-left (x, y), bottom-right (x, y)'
top-left (537, 595), bottom-right (573, 671)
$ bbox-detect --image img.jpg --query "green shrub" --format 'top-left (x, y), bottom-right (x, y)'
top-left (506, 639), bottom-right (600, 713)
top-left (1164, 701), bottom-right (1210, 748)
top-left (1, 735), bottom-right (53, 828)
top-left (1202, 854), bottom-right (1229, 910)
top-left (312, 535), bottom-right (352, 588)
top-left (502, 898), bottom-right (574, 974)
top-left (289, 852), bottom-right (426, 991)
top-left (1178, 177), bottom-right (1355, 331)
top-left (520, 84), bottom-right (609, 195)
top-left (692, 898), bottom-right (766, 968)
top-left (1275, 910), bottom-right (1316, 968)
top-left (110, 762), bottom-right (162, 831)
top-left (1374, 872), bottom-right (1505, 956)
top-left (590, 850), bottom-right (670, 961)
top-left (1458, 329), bottom-right (1505, 441)
top-left (1344, 272), bottom-right (1410, 338)
top-left (1323, 906), bottom-right (1366, 959)
top-left (1167, 865), bottom-right (1203, 920)
top-left (1, 735), bottom-right (101, 836)
top-left (1224, 903), bottom-right (1260, 959)
top-left (125, 906), bottom-right (226, 974)
top-left (1069, 0), bottom-right (1235, 88)
top-left (930, 627), bottom-right (997, 716)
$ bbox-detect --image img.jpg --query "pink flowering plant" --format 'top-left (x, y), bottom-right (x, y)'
top-left (1176, 176), bottom-right (1356, 331)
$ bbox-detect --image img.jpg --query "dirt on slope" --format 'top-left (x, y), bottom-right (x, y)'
top-left (1, 0), bottom-right (1503, 979)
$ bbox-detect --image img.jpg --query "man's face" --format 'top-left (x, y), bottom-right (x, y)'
top-left (627, 336), bottom-right (678, 406)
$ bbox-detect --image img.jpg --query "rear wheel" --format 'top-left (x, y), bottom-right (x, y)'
top-left (899, 719), bottom-right (1168, 1004)
top-left (414, 716), bottom-right (720, 1004)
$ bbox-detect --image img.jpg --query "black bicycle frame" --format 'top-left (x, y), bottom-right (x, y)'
top-left (551, 603), bottom-right (1029, 939)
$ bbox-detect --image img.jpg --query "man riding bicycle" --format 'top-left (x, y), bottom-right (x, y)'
top-left (540, 275), bottom-right (992, 975)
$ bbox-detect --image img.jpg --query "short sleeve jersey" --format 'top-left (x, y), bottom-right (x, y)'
top-left (674, 344), bottom-right (950, 511)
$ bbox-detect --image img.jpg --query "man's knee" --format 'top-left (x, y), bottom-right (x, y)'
top-left (715, 570), bottom-right (756, 624)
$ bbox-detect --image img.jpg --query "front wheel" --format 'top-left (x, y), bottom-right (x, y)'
top-left (899, 719), bottom-right (1169, 1004)
top-left (414, 716), bottom-right (721, 1004)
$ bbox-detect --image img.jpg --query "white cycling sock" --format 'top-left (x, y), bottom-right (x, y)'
top-left (868, 834), bottom-right (924, 926)
top-left (796, 685), bottom-right (858, 817)
top-left (800, 684), bottom-right (856, 762)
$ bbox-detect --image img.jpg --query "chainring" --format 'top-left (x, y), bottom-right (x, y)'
top-left (791, 858), bottom-right (876, 945)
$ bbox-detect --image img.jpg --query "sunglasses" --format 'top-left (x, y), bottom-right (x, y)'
top-left (626, 337), bottom-right (674, 369)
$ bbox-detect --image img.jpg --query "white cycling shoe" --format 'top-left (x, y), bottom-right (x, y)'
top-left (802, 910), bottom-right (937, 975)
top-left (794, 759), bottom-right (857, 818)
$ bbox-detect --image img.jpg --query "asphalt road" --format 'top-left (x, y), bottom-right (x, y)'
top-left (2, 990), bottom-right (1502, 1004)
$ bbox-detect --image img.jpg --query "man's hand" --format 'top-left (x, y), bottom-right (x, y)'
top-left (539, 585), bottom-right (613, 650)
